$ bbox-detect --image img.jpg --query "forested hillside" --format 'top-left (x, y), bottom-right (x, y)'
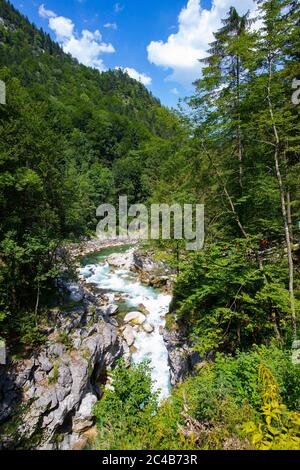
top-left (0, 0), bottom-right (181, 344)
top-left (0, 0), bottom-right (300, 452)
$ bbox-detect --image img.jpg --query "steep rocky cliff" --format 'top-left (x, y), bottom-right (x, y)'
top-left (0, 287), bottom-right (123, 450)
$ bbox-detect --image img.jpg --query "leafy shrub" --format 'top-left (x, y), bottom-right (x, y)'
top-left (245, 365), bottom-right (300, 450)
top-left (93, 359), bottom-right (159, 450)
top-left (92, 346), bottom-right (300, 450)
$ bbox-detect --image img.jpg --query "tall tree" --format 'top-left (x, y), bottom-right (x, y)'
top-left (198, 7), bottom-right (254, 191)
top-left (254, 0), bottom-right (298, 337)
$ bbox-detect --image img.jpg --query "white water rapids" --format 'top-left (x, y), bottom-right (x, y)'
top-left (79, 248), bottom-right (172, 401)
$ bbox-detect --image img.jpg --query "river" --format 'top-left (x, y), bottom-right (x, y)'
top-left (78, 246), bottom-right (172, 401)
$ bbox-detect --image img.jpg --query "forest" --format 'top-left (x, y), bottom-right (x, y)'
top-left (0, 0), bottom-right (300, 452)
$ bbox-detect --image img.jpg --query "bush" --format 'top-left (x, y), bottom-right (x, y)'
top-left (93, 346), bottom-right (300, 450)
top-left (245, 365), bottom-right (300, 450)
top-left (93, 359), bottom-right (159, 450)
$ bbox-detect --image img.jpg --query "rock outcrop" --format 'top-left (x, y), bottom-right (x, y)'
top-left (163, 329), bottom-right (201, 386)
top-left (0, 244), bottom-right (177, 449)
top-left (0, 295), bottom-right (123, 450)
top-left (133, 250), bottom-right (175, 293)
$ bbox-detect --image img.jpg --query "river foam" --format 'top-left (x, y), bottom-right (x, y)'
top-left (79, 249), bottom-right (171, 401)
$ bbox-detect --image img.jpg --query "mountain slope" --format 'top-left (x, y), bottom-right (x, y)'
top-left (0, 0), bottom-right (181, 344)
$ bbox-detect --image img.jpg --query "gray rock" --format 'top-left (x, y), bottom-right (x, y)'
top-left (67, 283), bottom-right (84, 302)
top-left (106, 251), bottom-right (134, 270)
top-left (48, 343), bottom-right (66, 357)
top-left (56, 386), bottom-right (70, 402)
top-left (106, 304), bottom-right (119, 316)
top-left (38, 356), bottom-right (53, 373)
top-left (58, 365), bottom-right (72, 388)
top-left (35, 387), bottom-right (58, 412)
top-left (73, 337), bottom-right (82, 350)
top-left (123, 325), bottom-right (135, 347)
top-left (163, 329), bottom-right (202, 385)
top-left (143, 323), bottom-right (154, 334)
top-left (0, 285), bottom-right (123, 450)
top-left (108, 318), bottom-right (119, 327)
top-left (72, 393), bottom-right (97, 433)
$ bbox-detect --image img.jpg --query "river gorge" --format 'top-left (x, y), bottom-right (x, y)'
top-left (79, 246), bottom-right (172, 401)
top-left (0, 242), bottom-right (184, 450)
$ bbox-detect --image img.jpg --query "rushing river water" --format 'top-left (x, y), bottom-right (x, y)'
top-left (79, 247), bottom-right (172, 401)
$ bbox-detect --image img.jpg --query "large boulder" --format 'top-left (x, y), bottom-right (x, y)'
top-left (143, 323), bottom-right (154, 334)
top-left (124, 312), bottom-right (146, 326)
top-left (106, 250), bottom-right (134, 270)
top-left (66, 283), bottom-right (84, 303)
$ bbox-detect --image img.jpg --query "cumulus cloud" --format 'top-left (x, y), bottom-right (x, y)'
top-left (49, 16), bottom-right (74, 40)
top-left (170, 87), bottom-right (179, 95)
top-left (147, 0), bottom-right (258, 85)
top-left (116, 67), bottom-right (152, 86)
top-left (39, 4), bottom-right (115, 72)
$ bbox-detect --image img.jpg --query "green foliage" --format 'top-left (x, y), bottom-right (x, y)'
top-left (57, 332), bottom-right (72, 350)
top-left (92, 345), bottom-right (299, 450)
top-left (93, 359), bottom-right (159, 450)
top-left (0, 1), bottom-right (180, 347)
top-left (171, 241), bottom-right (298, 354)
top-left (245, 364), bottom-right (300, 450)
top-left (48, 362), bottom-right (59, 385)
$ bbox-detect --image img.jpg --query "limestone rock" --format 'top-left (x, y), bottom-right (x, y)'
top-left (66, 283), bottom-right (84, 302)
top-left (38, 355), bottom-right (53, 373)
top-left (72, 393), bottom-right (97, 433)
top-left (122, 325), bottom-right (135, 347)
top-left (106, 250), bottom-right (134, 270)
top-left (124, 311), bottom-right (146, 325)
top-left (163, 329), bottom-right (202, 386)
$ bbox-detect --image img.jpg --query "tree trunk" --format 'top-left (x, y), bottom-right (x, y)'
top-left (35, 281), bottom-right (40, 328)
top-left (236, 55), bottom-right (243, 190)
top-left (267, 57), bottom-right (297, 338)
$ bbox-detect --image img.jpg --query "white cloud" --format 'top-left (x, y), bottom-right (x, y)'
top-left (170, 87), bottom-right (179, 95)
top-left (147, 0), bottom-right (258, 85)
top-left (49, 16), bottom-right (74, 40)
top-left (104, 22), bottom-right (118, 30)
top-left (38, 4), bottom-right (56, 19)
top-left (39, 5), bottom-right (115, 72)
top-left (116, 67), bottom-right (152, 86)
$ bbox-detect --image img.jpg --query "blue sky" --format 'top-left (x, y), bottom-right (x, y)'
top-left (10, 0), bottom-right (258, 108)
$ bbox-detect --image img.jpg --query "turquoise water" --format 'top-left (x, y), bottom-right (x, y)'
top-left (79, 247), bottom-right (171, 400)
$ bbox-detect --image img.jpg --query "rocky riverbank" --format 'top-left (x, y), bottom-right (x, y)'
top-left (0, 286), bottom-right (123, 450)
top-left (0, 243), bottom-right (173, 449)
top-left (0, 241), bottom-right (200, 450)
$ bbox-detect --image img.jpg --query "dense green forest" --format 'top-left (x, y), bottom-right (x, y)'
top-left (0, 0), bottom-right (182, 343)
top-left (0, 0), bottom-right (300, 451)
